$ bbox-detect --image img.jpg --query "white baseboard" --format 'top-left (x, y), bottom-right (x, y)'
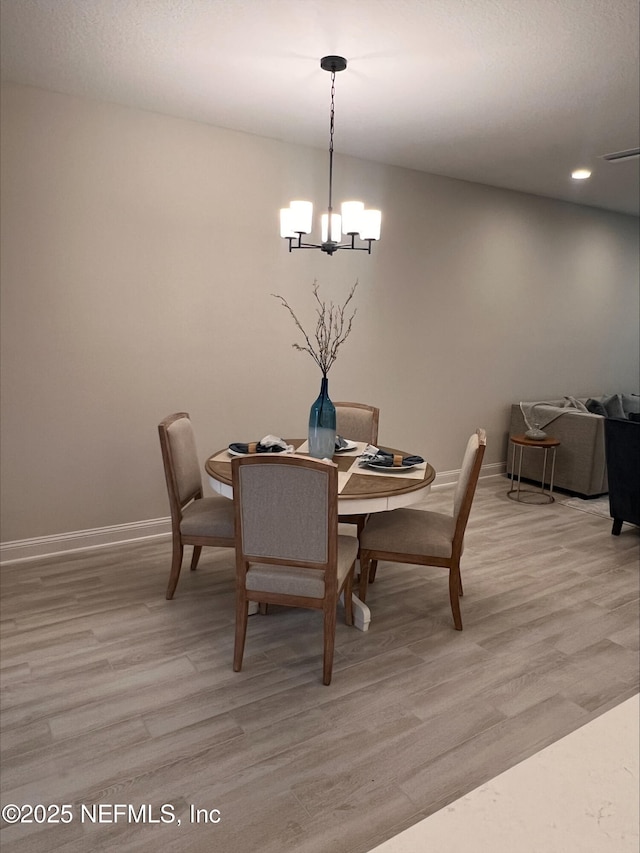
top-left (433, 460), bottom-right (505, 488)
top-left (0, 462), bottom-right (506, 566)
top-left (0, 518), bottom-right (171, 565)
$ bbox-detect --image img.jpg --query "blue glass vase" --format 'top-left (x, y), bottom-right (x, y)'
top-left (308, 376), bottom-right (336, 459)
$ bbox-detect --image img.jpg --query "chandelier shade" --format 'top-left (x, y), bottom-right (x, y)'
top-left (280, 56), bottom-right (381, 256)
top-left (280, 201), bottom-right (313, 238)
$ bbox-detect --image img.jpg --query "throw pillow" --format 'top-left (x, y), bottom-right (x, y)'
top-left (600, 394), bottom-right (626, 419)
top-left (585, 398), bottom-right (607, 416)
top-left (621, 394), bottom-right (640, 416)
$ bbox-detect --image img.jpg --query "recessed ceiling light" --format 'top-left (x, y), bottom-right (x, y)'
top-left (571, 168), bottom-right (591, 180)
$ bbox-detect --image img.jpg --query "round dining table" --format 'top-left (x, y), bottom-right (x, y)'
top-left (205, 439), bottom-right (435, 511)
top-left (204, 439), bottom-right (436, 631)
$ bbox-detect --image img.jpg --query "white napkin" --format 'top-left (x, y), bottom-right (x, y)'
top-left (358, 444), bottom-right (380, 464)
top-left (259, 435), bottom-right (294, 453)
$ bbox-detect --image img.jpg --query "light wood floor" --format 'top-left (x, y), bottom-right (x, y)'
top-left (1, 479), bottom-right (638, 853)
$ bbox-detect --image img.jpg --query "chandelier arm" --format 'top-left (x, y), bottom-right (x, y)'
top-left (332, 242), bottom-right (373, 254)
top-left (287, 239), bottom-right (322, 251)
top-left (286, 239), bottom-right (372, 255)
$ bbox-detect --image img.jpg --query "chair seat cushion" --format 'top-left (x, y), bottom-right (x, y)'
top-left (180, 496), bottom-right (235, 539)
top-left (360, 508), bottom-right (455, 559)
top-left (246, 534), bottom-right (358, 599)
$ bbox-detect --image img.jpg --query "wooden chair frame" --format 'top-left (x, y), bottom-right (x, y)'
top-left (358, 429), bottom-right (486, 630)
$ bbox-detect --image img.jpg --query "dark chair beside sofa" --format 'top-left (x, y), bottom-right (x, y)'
top-left (604, 417), bottom-right (640, 535)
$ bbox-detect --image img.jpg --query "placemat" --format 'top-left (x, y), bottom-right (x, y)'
top-left (348, 458), bottom-right (428, 480)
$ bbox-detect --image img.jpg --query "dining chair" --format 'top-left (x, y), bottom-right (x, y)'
top-left (231, 454), bottom-right (358, 685)
top-left (158, 412), bottom-right (235, 600)
top-left (335, 401), bottom-right (380, 536)
top-left (358, 428), bottom-right (486, 630)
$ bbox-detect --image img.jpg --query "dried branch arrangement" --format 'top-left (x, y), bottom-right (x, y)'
top-left (272, 280), bottom-right (358, 377)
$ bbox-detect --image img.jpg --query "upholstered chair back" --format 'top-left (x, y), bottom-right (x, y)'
top-left (235, 459), bottom-right (333, 565)
top-left (453, 432), bottom-right (482, 520)
top-left (334, 402), bottom-right (379, 444)
top-left (160, 413), bottom-right (202, 509)
top-left (451, 429), bottom-right (486, 550)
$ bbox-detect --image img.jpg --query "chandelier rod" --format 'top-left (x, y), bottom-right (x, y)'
top-left (328, 68), bottom-right (336, 216)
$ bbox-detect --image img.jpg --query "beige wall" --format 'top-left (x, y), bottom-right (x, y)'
top-left (1, 82), bottom-right (638, 543)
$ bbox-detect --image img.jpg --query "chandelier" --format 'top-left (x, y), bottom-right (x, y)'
top-left (279, 56), bottom-right (381, 256)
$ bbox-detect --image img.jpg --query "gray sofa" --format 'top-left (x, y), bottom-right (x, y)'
top-left (507, 401), bottom-right (607, 497)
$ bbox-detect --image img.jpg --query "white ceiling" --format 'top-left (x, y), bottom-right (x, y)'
top-left (1, 0), bottom-right (639, 215)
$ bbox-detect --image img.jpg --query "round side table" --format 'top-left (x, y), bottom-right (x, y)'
top-left (508, 434), bottom-right (560, 504)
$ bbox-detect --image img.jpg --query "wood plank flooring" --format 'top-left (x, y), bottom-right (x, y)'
top-left (1, 479), bottom-right (638, 852)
